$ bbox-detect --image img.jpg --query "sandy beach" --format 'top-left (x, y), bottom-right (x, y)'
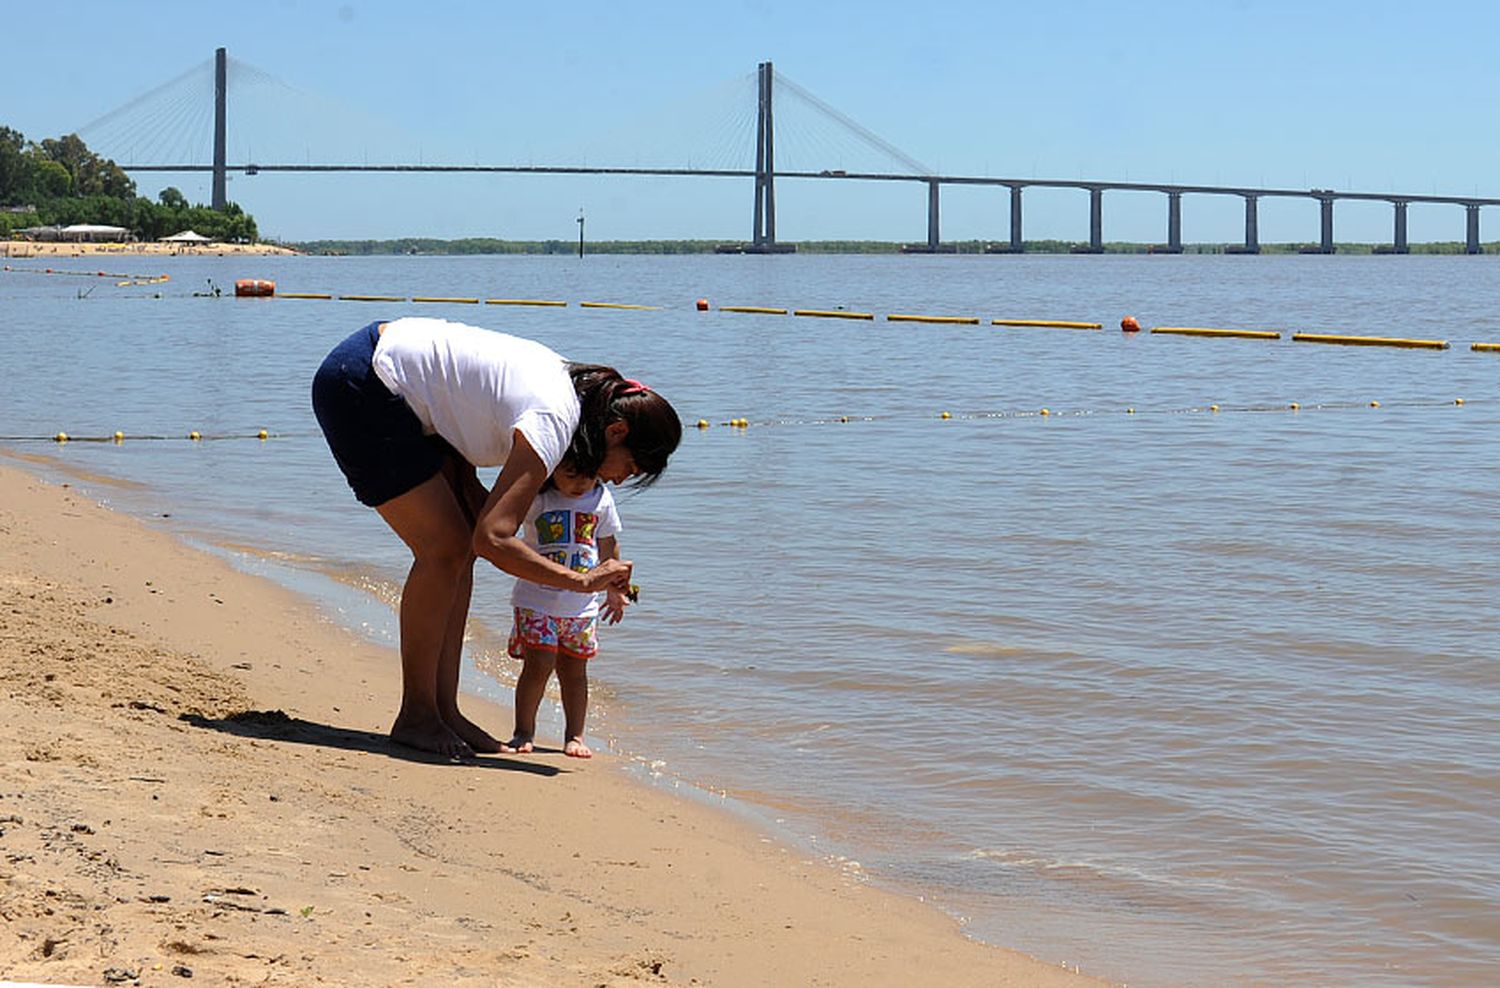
top-left (1, 240), bottom-right (298, 258)
top-left (0, 461), bottom-right (1108, 987)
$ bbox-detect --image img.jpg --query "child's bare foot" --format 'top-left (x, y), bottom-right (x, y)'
top-left (500, 733), bottom-right (534, 754)
top-left (564, 737), bottom-right (593, 759)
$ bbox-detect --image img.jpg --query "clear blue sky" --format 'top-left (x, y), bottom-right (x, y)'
top-left (5, 0), bottom-right (1498, 244)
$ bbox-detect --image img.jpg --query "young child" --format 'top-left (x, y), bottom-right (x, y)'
top-left (502, 459), bottom-right (628, 758)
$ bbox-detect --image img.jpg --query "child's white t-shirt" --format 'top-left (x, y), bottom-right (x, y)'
top-left (371, 317), bottom-right (580, 471)
top-left (510, 484), bottom-right (622, 619)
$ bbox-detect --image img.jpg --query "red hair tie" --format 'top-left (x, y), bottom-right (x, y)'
top-left (620, 378), bottom-right (651, 396)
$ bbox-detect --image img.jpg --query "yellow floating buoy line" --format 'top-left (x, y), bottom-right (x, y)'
top-left (12, 395), bottom-right (1479, 451)
top-left (888, 314), bottom-right (980, 325)
top-left (1292, 333), bottom-right (1449, 350)
top-left (1151, 326), bottom-right (1282, 340)
top-left (992, 319), bottom-right (1102, 329)
top-left (27, 430), bottom-right (285, 444)
top-left (793, 308), bottom-right (875, 320)
top-left (2, 263), bottom-right (169, 282)
top-left (487, 298), bottom-right (568, 307)
top-left (719, 305), bottom-right (788, 315)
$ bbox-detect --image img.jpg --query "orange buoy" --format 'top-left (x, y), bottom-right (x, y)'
top-left (234, 278), bottom-right (276, 297)
top-left (696, 298), bottom-right (710, 311)
top-left (1120, 315), bottom-right (1141, 332)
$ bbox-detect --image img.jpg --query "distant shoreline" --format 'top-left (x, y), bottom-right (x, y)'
top-left (6, 237), bottom-right (1493, 258)
top-left (1, 240), bottom-right (299, 257)
top-left (288, 237), bottom-right (1499, 256)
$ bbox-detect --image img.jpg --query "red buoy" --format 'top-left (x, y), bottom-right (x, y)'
top-left (234, 278), bottom-right (276, 297)
top-left (696, 298), bottom-right (709, 311)
top-left (1120, 315), bottom-right (1141, 332)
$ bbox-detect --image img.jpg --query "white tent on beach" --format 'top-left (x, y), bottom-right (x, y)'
top-left (159, 229), bottom-right (212, 243)
top-left (20, 224), bottom-right (132, 242)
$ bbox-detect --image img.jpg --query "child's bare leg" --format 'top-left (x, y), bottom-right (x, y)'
top-left (503, 647), bottom-right (555, 753)
top-left (555, 654), bottom-right (592, 758)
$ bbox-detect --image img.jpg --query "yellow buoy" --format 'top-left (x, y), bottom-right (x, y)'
top-left (940, 411), bottom-right (952, 419)
top-left (838, 415), bottom-right (849, 423)
top-left (1370, 401), bottom-right (1380, 408)
top-left (189, 431), bottom-right (202, 440)
top-left (1289, 402), bottom-right (1301, 410)
top-left (696, 419), bottom-right (710, 429)
top-left (113, 431), bottom-right (125, 442)
top-left (1455, 398), bottom-right (1465, 406)
top-left (1126, 407), bottom-right (1136, 415)
top-left (54, 431), bottom-right (68, 443)
top-left (1039, 408), bottom-right (1050, 416)
top-left (258, 429), bottom-right (269, 440)
top-left (1209, 404), bottom-right (1220, 412)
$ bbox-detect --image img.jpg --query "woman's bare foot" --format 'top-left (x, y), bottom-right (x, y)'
top-left (500, 733), bottom-right (534, 754)
top-left (391, 713), bottom-right (473, 760)
top-left (444, 710), bottom-right (503, 754)
top-left (564, 737), bottom-right (593, 759)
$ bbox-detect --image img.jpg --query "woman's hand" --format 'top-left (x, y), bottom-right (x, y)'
top-left (580, 557), bottom-right (633, 595)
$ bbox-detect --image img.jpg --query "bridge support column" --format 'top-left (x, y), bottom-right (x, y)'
top-left (212, 47), bottom-right (227, 211)
top-left (1465, 204), bottom-right (1481, 254)
top-left (1240, 195), bottom-right (1260, 253)
top-left (927, 179), bottom-right (940, 250)
top-left (1393, 201), bottom-right (1409, 254)
top-left (1166, 191), bottom-right (1183, 253)
top-left (751, 61), bottom-right (778, 249)
top-left (1319, 196), bottom-right (1335, 253)
top-left (1009, 186), bottom-right (1023, 252)
top-left (1089, 187), bottom-right (1103, 252)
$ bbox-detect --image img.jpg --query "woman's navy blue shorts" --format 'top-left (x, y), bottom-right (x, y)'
top-left (311, 320), bottom-right (447, 507)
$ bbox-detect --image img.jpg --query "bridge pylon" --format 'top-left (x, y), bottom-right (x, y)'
top-left (726, 61), bottom-right (794, 254)
top-left (212, 47), bottom-right (227, 211)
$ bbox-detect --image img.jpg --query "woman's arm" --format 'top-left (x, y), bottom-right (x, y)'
top-left (471, 430), bottom-right (631, 593)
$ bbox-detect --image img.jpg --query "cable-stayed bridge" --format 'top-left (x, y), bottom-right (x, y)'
top-left (80, 48), bottom-right (1500, 253)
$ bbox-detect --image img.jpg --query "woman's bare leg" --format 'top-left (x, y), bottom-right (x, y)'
top-left (429, 454), bottom-right (503, 753)
top-left (376, 473), bottom-right (476, 758)
top-left (555, 654), bottom-right (592, 758)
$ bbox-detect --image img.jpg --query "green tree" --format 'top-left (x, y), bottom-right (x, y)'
top-left (32, 158), bottom-right (71, 198)
top-left (158, 186), bottom-right (188, 209)
top-left (38, 133), bottom-right (135, 198)
top-left (0, 126), bottom-right (31, 205)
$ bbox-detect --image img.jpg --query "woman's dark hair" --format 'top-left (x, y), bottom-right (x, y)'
top-left (566, 363), bottom-right (682, 488)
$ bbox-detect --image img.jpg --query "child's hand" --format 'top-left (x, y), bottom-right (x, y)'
top-left (601, 587), bottom-right (630, 625)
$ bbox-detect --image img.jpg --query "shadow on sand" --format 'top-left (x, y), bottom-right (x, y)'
top-left (181, 708), bottom-right (564, 776)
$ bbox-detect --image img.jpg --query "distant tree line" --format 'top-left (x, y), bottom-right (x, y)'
top-left (0, 126), bottom-right (258, 242)
top-left (291, 237), bottom-right (1499, 256)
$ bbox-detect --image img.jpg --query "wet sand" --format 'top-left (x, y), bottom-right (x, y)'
top-left (0, 461), bottom-right (1109, 987)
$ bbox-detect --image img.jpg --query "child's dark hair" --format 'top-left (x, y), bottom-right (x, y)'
top-left (566, 363), bottom-right (682, 487)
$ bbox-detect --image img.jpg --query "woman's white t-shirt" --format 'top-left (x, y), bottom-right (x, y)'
top-left (371, 317), bottom-right (580, 471)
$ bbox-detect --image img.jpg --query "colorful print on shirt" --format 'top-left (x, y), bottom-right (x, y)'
top-left (536, 510), bottom-right (569, 546)
top-left (573, 511), bottom-right (599, 546)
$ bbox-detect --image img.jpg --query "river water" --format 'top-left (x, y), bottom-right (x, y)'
top-left (2, 252), bottom-right (1496, 987)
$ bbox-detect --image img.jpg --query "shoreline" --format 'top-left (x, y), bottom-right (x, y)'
top-left (0, 460), bottom-right (1109, 987)
top-left (1, 239), bottom-right (299, 257)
